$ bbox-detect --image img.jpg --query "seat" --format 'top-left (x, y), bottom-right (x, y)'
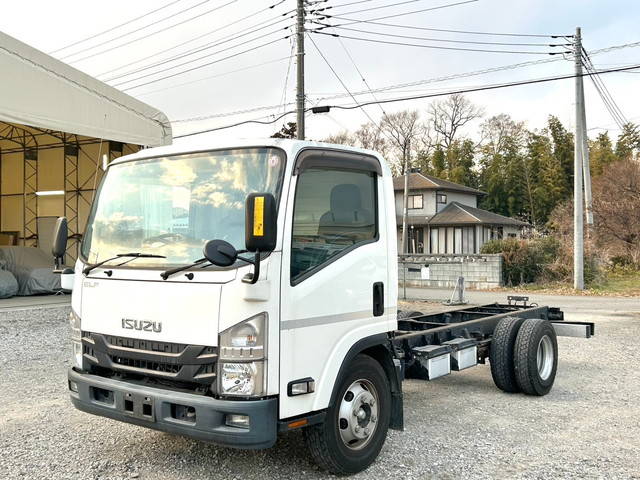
top-left (317, 184), bottom-right (374, 243)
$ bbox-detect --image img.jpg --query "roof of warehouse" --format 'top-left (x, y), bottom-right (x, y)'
top-left (428, 202), bottom-right (530, 226)
top-left (0, 31), bottom-right (171, 146)
top-left (392, 172), bottom-right (486, 196)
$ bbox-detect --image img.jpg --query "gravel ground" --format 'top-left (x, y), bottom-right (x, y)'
top-left (1, 302), bottom-right (639, 480)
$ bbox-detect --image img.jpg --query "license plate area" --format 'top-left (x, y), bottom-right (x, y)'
top-left (123, 392), bottom-right (155, 421)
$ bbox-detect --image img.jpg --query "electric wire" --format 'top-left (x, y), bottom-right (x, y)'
top-left (583, 61), bottom-right (626, 128)
top-left (310, 0), bottom-right (479, 25)
top-left (581, 47), bottom-right (628, 127)
top-left (314, 0), bottom-right (433, 16)
top-left (278, 40), bottom-right (296, 115)
top-left (121, 36), bottom-right (289, 91)
top-left (174, 64), bottom-right (640, 137)
top-left (316, 16), bottom-right (568, 38)
top-left (310, 24), bottom-right (568, 47)
top-left (311, 31), bottom-right (567, 55)
top-left (306, 33), bottom-right (385, 134)
top-left (49, 0), bottom-right (184, 54)
top-left (335, 34), bottom-right (386, 115)
top-left (97, 1), bottom-right (290, 78)
top-left (105, 17), bottom-right (293, 83)
top-left (135, 56), bottom-right (292, 97)
top-left (63, 0), bottom-right (239, 63)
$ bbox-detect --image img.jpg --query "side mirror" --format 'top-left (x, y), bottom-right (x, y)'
top-left (245, 193), bottom-right (277, 253)
top-left (202, 239), bottom-right (238, 267)
top-left (52, 217), bottom-right (68, 270)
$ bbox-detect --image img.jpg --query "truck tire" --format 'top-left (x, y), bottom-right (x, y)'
top-left (490, 316), bottom-right (526, 393)
top-left (513, 318), bottom-right (558, 396)
top-left (303, 354), bottom-right (391, 475)
top-left (397, 310), bottom-right (422, 320)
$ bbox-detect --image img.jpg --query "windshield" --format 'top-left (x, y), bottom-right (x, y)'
top-left (81, 147), bottom-right (286, 268)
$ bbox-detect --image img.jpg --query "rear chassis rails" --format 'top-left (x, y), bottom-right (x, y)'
top-left (391, 296), bottom-right (595, 383)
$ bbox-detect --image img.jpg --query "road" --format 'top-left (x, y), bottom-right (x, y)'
top-left (0, 291), bottom-right (638, 479)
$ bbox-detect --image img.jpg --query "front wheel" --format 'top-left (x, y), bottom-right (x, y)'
top-left (303, 354), bottom-right (391, 475)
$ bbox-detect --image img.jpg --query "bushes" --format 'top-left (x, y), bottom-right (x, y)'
top-left (481, 237), bottom-right (560, 286)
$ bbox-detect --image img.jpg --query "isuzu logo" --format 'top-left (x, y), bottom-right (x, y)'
top-left (121, 318), bottom-right (162, 333)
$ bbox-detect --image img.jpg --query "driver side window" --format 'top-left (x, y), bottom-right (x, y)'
top-left (291, 168), bottom-right (377, 283)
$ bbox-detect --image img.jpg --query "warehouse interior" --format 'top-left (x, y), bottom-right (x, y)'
top-left (0, 30), bottom-right (171, 298)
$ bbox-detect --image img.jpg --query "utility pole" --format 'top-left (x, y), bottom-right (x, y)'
top-left (573, 27), bottom-right (585, 290)
top-left (401, 141), bottom-right (410, 254)
top-left (296, 0), bottom-right (305, 140)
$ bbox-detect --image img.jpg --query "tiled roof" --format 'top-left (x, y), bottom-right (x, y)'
top-left (427, 202), bottom-right (529, 226)
top-left (392, 172), bottom-right (486, 195)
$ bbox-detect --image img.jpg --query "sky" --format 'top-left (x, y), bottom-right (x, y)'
top-left (2, 0), bottom-right (639, 144)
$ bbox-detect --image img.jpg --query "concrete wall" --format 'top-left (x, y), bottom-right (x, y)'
top-left (398, 253), bottom-right (503, 290)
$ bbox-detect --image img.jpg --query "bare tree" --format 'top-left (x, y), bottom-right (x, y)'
top-left (379, 110), bottom-right (423, 175)
top-left (429, 94), bottom-right (484, 149)
top-left (322, 130), bottom-right (354, 146)
top-left (380, 110), bottom-right (424, 254)
top-left (353, 122), bottom-right (387, 154)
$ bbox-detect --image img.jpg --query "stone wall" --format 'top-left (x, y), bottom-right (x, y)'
top-left (398, 253), bottom-right (503, 290)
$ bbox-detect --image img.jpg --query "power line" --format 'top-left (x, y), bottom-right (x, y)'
top-left (50, 0), bottom-right (184, 54)
top-left (334, 34), bottom-right (386, 115)
top-left (315, 0), bottom-right (434, 16)
top-left (63, 0), bottom-right (238, 63)
top-left (97, 1), bottom-right (290, 78)
top-left (327, 63), bottom-right (640, 110)
top-left (311, 24), bottom-right (568, 47)
top-left (174, 65), bottom-right (640, 137)
top-left (311, 0), bottom-right (479, 25)
top-left (311, 30), bottom-right (567, 55)
top-left (105, 18), bottom-right (293, 83)
top-left (121, 36), bottom-right (289, 91)
top-left (307, 33), bottom-right (384, 133)
top-left (278, 40), bottom-right (296, 115)
top-left (317, 16), bottom-right (568, 38)
top-left (135, 56), bottom-right (292, 97)
top-left (581, 49), bottom-right (627, 128)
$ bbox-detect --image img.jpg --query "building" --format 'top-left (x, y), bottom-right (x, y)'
top-left (394, 172), bottom-right (529, 254)
top-left (0, 31), bottom-right (171, 263)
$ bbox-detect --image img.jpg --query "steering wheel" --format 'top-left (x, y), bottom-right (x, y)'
top-left (317, 233), bottom-right (356, 245)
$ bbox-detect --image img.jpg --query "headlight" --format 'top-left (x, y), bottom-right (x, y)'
top-left (218, 313), bottom-right (267, 397)
top-left (220, 362), bottom-right (265, 396)
top-left (69, 309), bottom-right (83, 369)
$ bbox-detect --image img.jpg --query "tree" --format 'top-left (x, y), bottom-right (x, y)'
top-left (615, 122), bottom-right (640, 161)
top-left (271, 122), bottom-right (296, 139)
top-left (590, 132), bottom-right (617, 176)
top-left (547, 115), bottom-right (574, 197)
top-left (428, 94), bottom-right (483, 150)
top-left (447, 139), bottom-right (477, 187)
top-left (379, 110), bottom-right (424, 174)
top-left (322, 130), bottom-right (354, 146)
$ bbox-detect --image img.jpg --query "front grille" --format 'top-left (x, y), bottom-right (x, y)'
top-left (82, 331), bottom-right (218, 386)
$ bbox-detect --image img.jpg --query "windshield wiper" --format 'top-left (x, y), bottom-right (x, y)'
top-left (83, 252), bottom-right (166, 275)
top-left (160, 258), bottom-right (209, 281)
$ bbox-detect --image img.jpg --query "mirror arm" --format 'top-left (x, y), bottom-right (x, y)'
top-left (239, 252), bottom-right (261, 284)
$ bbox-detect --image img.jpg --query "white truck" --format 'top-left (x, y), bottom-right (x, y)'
top-left (54, 139), bottom-right (594, 475)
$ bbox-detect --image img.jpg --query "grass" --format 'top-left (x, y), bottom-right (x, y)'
top-left (490, 269), bottom-right (640, 297)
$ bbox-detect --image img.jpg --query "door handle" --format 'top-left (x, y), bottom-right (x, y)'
top-left (373, 282), bottom-right (384, 317)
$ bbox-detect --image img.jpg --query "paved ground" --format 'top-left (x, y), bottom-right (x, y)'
top-left (0, 291), bottom-right (638, 479)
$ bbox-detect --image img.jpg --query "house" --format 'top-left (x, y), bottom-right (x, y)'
top-left (393, 172), bottom-right (529, 254)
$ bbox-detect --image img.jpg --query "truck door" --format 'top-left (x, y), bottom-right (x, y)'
top-left (279, 149), bottom-right (391, 419)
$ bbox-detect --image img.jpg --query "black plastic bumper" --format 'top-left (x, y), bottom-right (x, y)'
top-left (68, 368), bottom-right (278, 449)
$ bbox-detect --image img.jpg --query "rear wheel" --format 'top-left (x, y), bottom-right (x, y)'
top-left (514, 318), bottom-right (558, 396)
top-left (303, 354), bottom-right (391, 475)
top-left (490, 316), bottom-right (526, 393)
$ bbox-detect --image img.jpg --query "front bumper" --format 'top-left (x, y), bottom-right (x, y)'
top-left (68, 368), bottom-right (277, 449)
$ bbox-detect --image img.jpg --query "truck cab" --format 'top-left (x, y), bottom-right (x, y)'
top-left (64, 139), bottom-right (401, 473)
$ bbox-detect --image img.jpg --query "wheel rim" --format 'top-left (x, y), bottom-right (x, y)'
top-left (337, 378), bottom-right (379, 450)
top-left (537, 335), bottom-right (554, 380)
